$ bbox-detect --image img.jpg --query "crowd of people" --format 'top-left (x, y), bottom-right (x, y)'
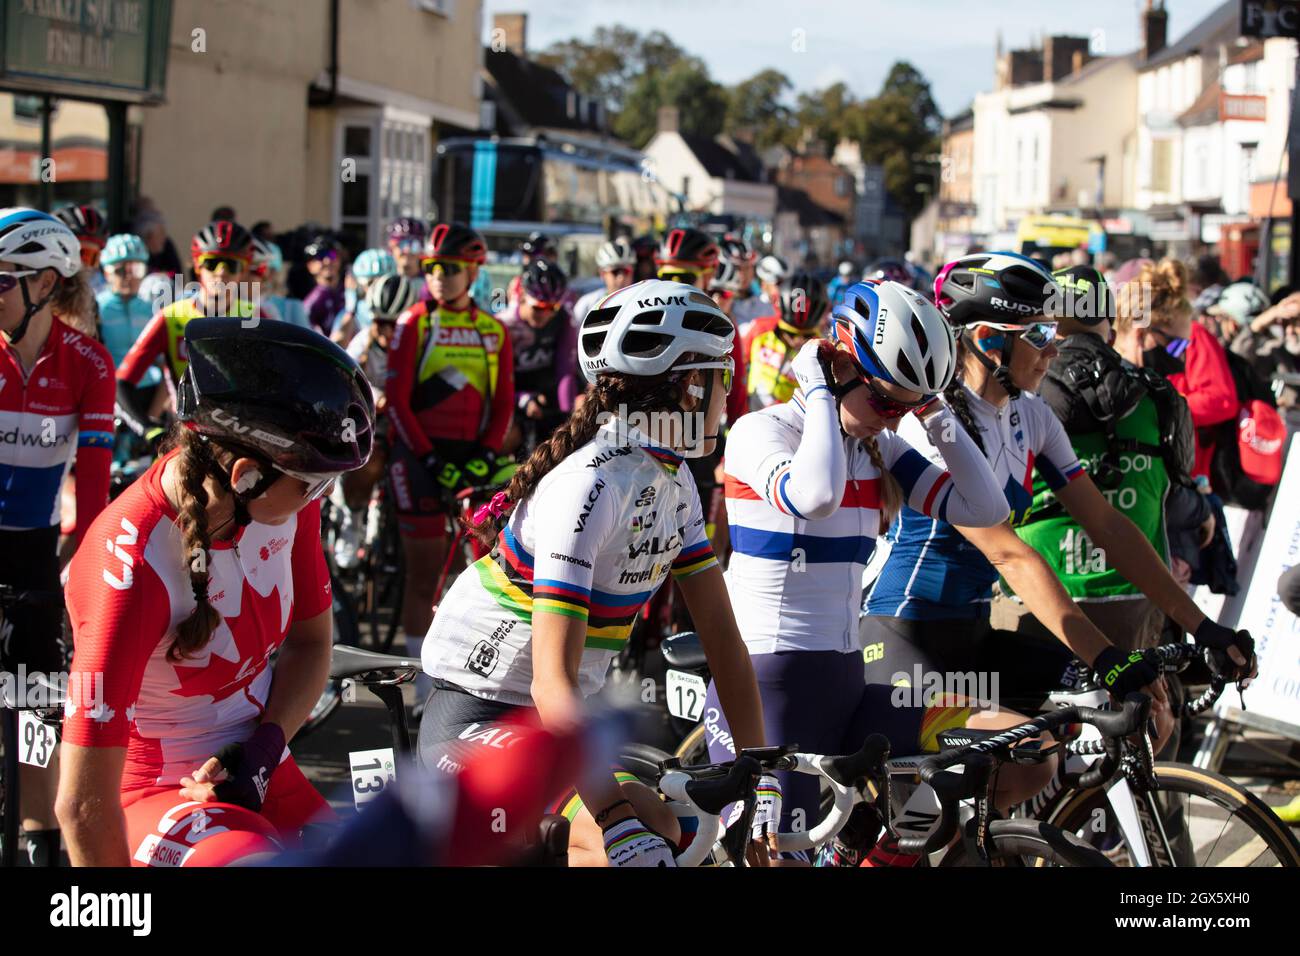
top-left (0, 198), bottom-right (1273, 868)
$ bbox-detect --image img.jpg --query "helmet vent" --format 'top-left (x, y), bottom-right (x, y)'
top-left (682, 309), bottom-right (732, 337)
top-left (911, 315), bottom-right (929, 353)
top-left (895, 352), bottom-right (918, 386)
top-left (584, 305), bottom-right (619, 329)
top-left (581, 331), bottom-right (608, 358)
top-left (622, 330), bottom-right (671, 358)
top-left (631, 309), bottom-right (664, 326)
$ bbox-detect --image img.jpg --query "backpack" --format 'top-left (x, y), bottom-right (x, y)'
top-left (1207, 349), bottom-right (1284, 509)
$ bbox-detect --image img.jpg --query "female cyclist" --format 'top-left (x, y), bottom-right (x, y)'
top-left (0, 208), bottom-right (113, 866)
top-left (97, 234), bottom-right (166, 459)
top-left (385, 222), bottom-right (514, 700)
top-left (741, 270), bottom-right (831, 411)
top-left (708, 279), bottom-right (1037, 865)
top-left (500, 258), bottom-right (579, 454)
top-left (57, 317), bottom-right (375, 867)
top-left (861, 253), bottom-right (1253, 725)
top-left (332, 247), bottom-right (397, 343)
top-left (419, 279), bottom-right (773, 867)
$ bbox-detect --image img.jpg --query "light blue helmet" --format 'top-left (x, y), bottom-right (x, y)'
top-left (101, 233), bottom-right (150, 266)
top-left (353, 248), bottom-right (397, 282)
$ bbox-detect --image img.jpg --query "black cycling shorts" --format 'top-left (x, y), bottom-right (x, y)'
top-left (0, 526), bottom-right (65, 674)
top-left (858, 613), bottom-right (1074, 711)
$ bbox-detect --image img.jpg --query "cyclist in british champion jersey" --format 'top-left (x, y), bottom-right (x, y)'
top-left (862, 253), bottom-right (1255, 717)
top-left (420, 280), bottom-right (773, 867)
top-left (0, 208), bottom-right (114, 867)
top-left (58, 318), bottom-right (375, 867)
top-left (710, 279), bottom-right (1070, 865)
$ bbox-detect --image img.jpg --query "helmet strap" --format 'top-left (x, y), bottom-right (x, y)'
top-left (5, 273), bottom-right (55, 346)
top-left (682, 368), bottom-right (721, 456)
top-left (208, 445), bottom-right (281, 528)
top-left (961, 329), bottom-right (1021, 399)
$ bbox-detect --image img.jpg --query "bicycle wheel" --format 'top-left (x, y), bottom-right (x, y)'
top-left (939, 819), bottom-right (1114, 867)
top-left (674, 723), bottom-right (709, 765)
top-left (1043, 762), bottom-right (1300, 867)
top-left (618, 742), bottom-right (675, 787)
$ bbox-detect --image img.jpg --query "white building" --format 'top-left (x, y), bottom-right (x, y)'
top-left (642, 108), bottom-right (776, 222)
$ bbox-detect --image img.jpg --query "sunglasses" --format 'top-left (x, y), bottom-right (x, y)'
top-left (277, 466), bottom-right (343, 503)
top-left (309, 250), bottom-right (340, 265)
top-left (107, 262), bottom-right (147, 279)
top-left (391, 238), bottom-right (423, 254)
top-left (421, 258), bottom-right (465, 277)
top-left (863, 378), bottom-right (930, 420)
top-left (675, 359), bottom-right (734, 394)
top-left (197, 255), bottom-right (245, 274)
top-left (0, 268), bottom-right (38, 294)
top-left (711, 289), bottom-right (736, 302)
top-left (525, 297), bottom-right (560, 311)
top-left (606, 267), bottom-right (632, 279)
top-left (80, 245), bottom-right (103, 268)
top-left (1016, 322), bottom-right (1059, 351)
top-left (657, 263), bottom-right (706, 279)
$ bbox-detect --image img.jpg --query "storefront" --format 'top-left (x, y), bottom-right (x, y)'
top-left (0, 0), bottom-right (172, 227)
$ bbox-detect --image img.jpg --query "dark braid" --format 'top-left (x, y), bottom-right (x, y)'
top-left (170, 429), bottom-right (223, 661)
top-left (466, 370), bottom-right (687, 551)
top-left (943, 337), bottom-right (988, 457)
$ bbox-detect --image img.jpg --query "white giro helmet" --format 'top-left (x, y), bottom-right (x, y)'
top-left (756, 254), bottom-right (789, 285)
top-left (595, 237), bottom-right (636, 271)
top-left (579, 279), bottom-right (735, 385)
top-left (0, 207), bottom-right (80, 278)
top-left (831, 279), bottom-right (957, 395)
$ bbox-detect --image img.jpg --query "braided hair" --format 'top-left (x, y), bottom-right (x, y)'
top-left (168, 428), bottom-right (229, 661)
top-left (943, 337), bottom-right (988, 456)
top-left (467, 367), bottom-right (697, 551)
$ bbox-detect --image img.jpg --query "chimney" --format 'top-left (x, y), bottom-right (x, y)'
top-left (657, 106), bottom-right (679, 134)
top-left (1044, 36), bottom-right (1090, 83)
top-left (493, 13), bottom-right (527, 56)
top-left (1072, 49), bottom-right (1085, 74)
top-left (1143, 0), bottom-right (1168, 62)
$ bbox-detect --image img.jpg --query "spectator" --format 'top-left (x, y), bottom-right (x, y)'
top-left (1188, 253), bottom-right (1230, 317)
top-left (1116, 258), bottom-right (1237, 486)
top-left (133, 205), bottom-right (182, 276)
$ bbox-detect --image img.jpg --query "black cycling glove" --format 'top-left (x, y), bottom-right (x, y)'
top-left (1091, 646), bottom-right (1160, 700)
top-left (1193, 618), bottom-right (1255, 675)
top-left (211, 722), bottom-right (286, 813)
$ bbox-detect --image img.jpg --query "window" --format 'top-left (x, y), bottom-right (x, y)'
top-left (1240, 143), bottom-right (1258, 212)
top-left (415, 0), bottom-right (456, 16)
top-left (335, 112), bottom-right (431, 247)
top-left (1150, 138), bottom-right (1173, 193)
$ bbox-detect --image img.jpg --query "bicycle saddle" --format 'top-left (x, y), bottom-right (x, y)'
top-left (329, 644), bottom-right (423, 680)
top-left (661, 631), bottom-right (707, 671)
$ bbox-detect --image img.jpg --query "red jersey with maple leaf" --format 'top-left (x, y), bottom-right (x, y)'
top-left (64, 451), bottom-right (332, 792)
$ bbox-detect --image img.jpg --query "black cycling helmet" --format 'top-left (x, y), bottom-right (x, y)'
top-left (520, 231), bottom-right (555, 258)
top-left (779, 271), bottom-right (830, 334)
top-left (1051, 264), bottom-right (1113, 328)
top-left (935, 252), bottom-right (1059, 326)
top-left (178, 318), bottom-right (375, 477)
top-left (366, 273), bottom-right (421, 321)
top-left (521, 258), bottom-right (568, 303)
top-left (718, 232), bottom-right (755, 264)
top-left (303, 234), bottom-right (343, 261)
top-left (55, 203), bottom-right (107, 241)
top-left (656, 227), bottom-right (720, 270)
top-left (631, 234), bottom-right (657, 260)
top-left (386, 216), bottom-right (427, 243)
top-left (192, 220), bottom-right (255, 263)
top-left (427, 221), bottom-right (487, 263)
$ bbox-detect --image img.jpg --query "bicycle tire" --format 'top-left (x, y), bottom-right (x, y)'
top-left (939, 819), bottom-right (1115, 867)
top-left (618, 742), bottom-right (675, 787)
top-left (1043, 762), bottom-right (1300, 867)
top-left (674, 723), bottom-right (709, 765)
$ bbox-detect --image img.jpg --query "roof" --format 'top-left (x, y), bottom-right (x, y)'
top-left (1178, 79), bottom-right (1221, 127)
top-left (1057, 50), bottom-right (1139, 85)
top-left (680, 133), bottom-right (766, 182)
top-left (1228, 42), bottom-right (1265, 65)
top-left (483, 48), bottom-right (605, 133)
top-left (1140, 0), bottom-right (1237, 71)
top-left (776, 184), bottom-right (845, 227)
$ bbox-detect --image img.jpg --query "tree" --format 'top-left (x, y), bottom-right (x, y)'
top-left (724, 69), bottom-right (794, 149)
top-left (536, 28), bottom-right (688, 115)
top-left (855, 62), bottom-right (942, 220)
top-left (793, 82), bottom-right (859, 155)
top-left (616, 56), bottom-right (727, 148)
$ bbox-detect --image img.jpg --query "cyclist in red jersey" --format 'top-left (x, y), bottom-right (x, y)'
top-left (114, 220), bottom-right (265, 444)
top-left (57, 318), bottom-right (375, 866)
top-left (0, 208), bottom-right (113, 866)
top-left (385, 222), bottom-right (514, 691)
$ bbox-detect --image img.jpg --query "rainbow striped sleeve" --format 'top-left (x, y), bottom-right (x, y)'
top-left (533, 578), bottom-right (592, 622)
top-left (671, 539), bottom-right (718, 580)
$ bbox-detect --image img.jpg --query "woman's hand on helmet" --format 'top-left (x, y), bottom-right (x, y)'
top-left (791, 338), bottom-right (835, 395)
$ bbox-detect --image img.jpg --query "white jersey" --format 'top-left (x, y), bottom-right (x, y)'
top-left (572, 286), bottom-right (607, 329)
top-left (723, 390), bottom-right (1007, 655)
top-left (424, 420), bottom-right (718, 704)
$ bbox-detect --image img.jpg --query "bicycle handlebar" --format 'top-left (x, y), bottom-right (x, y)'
top-left (772, 734), bottom-right (891, 854)
top-left (658, 755), bottom-right (762, 867)
top-left (895, 694), bottom-right (1151, 855)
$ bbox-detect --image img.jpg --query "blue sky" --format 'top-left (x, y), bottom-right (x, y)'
top-left (483, 0), bottom-right (1231, 116)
